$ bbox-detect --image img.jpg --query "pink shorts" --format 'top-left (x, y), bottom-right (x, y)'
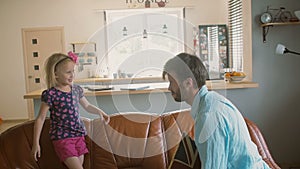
top-left (52, 136), bottom-right (89, 162)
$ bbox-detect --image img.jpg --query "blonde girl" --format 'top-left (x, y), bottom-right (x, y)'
top-left (31, 52), bottom-right (109, 169)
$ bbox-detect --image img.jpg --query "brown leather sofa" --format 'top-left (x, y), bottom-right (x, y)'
top-left (0, 110), bottom-right (280, 169)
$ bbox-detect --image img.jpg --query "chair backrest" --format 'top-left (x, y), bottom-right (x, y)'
top-left (244, 118), bottom-right (281, 169)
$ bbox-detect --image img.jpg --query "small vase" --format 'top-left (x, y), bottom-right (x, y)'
top-left (145, 0), bottom-right (150, 8)
top-left (157, 0), bottom-right (165, 7)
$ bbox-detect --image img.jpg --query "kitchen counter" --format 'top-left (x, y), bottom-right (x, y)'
top-left (23, 79), bottom-right (258, 119)
top-left (24, 80), bottom-right (258, 99)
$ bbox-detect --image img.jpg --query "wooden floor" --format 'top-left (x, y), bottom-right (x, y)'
top-left (0, 119), bottom-right (29, 134)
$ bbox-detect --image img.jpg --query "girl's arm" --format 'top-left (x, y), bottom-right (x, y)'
top-left (32, 102), bottom-right (49, 161)
top-left (79, 96), bottom-right (110, 123)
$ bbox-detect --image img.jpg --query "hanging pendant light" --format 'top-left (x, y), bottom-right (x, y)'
top-left (143, 29), bottom-right (148, 38)
top-left (162, 24), bottom-right (168, 34)
top-left (123, 26), bottom-right (128, 36)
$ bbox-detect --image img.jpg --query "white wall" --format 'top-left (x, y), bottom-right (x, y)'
top-left (0, 0), bottom-right (227, 120)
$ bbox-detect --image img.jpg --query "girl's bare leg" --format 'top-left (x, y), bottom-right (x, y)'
top-left (64, 157), bottom-right (84, 169)
top-left (79, 155), bottom-right (84, 166)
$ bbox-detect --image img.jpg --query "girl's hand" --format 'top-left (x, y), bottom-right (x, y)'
top-left (31, 144), bottom-right (41, 161)
top-left (100, 112), bottom-right (110, 124)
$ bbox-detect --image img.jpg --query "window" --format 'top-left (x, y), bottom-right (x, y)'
top-left (228, 0), bottom-right (252, 80)
top-left (228, 0), bottom-right (243, 72)
top-left (105, 8), bottom-right (184, 78)
top-left (198, 0), bottom-right (252, 80)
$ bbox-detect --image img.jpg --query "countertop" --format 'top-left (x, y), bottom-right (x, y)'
top-left (24, 80), bottom-right (258, 99)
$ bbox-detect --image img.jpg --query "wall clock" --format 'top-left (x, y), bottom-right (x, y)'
top-left (260, 12), bottom-right (272, 24)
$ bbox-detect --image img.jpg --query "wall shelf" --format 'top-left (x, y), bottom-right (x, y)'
top-left (261, 21), bottom-right (300, 42)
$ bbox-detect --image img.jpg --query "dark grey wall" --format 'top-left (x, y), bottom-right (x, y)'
top-left (223, 0), bottom-right (300, 167)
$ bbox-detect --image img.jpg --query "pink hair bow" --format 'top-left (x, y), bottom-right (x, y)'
top-left (67, 51), bottom-right (78, 63)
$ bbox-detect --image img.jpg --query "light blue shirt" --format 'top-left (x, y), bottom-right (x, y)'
top-left (191, 85), bottom-right (270, 169)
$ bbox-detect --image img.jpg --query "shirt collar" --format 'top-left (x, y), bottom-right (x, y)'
top-left (190, 85), bottom-right (208, 119)
top-left (198, 85), bottom-right (208, 98)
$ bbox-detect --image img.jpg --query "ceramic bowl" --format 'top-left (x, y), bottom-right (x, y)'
top-left (78, 52), bottom-right (85, 57)
top-left (127, 73), bottom-right (134, 78)
top-left (87, 52), bottom-right (95, 56)
top-left (295, 10), bottom-right (300, 20)
top-left (230, 76), bottom-right (246, 82)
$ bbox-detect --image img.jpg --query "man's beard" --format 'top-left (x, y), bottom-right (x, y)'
top-left (172, 88), bottom-right (183, 102)
top-left (174, 97), bottom-right (182, 102)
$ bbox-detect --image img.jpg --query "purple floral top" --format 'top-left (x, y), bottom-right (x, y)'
top-left (41, 85), bottom-right (86, 140)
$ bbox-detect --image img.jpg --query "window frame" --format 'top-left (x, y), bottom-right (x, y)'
top-left (236, 0), bottom-right (252, 81)
top-left (243, 0), bottom-right (253, 81)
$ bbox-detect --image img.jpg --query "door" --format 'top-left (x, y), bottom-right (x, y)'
top-left (22, 27), bottom-right (65, 119)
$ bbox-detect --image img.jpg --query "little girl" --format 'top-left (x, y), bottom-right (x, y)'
top-left (31, 52), bottom-right (109, 169)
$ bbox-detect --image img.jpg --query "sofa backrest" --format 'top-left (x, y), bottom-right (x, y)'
top-left (0, 110), bottom-right (194, 169)
top-left (88, 110), bottom-right (194, 169)
top-left (0, 119), bottom-right (68, 169)
top-left (0, 110), bottom-right (280, 169)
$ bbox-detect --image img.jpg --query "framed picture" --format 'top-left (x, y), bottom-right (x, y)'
top-left (199, 24), bottom-right (229, 79)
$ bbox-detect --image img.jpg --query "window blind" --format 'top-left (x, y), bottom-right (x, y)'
top-left (228, 0), bottom-right (243, 72)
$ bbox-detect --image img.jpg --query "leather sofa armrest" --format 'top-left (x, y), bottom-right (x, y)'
top-left (244, 118), bottom-right (281, 169)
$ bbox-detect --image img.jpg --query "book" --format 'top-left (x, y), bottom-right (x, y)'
top-left (85, 86), bottom-right (114, 91)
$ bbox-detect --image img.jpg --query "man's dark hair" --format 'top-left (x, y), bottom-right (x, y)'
top-left (162, 53), bottom-right (208, 89)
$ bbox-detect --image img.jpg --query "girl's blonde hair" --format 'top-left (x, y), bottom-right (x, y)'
top-left (44, 53), bottom-right (73, 88)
